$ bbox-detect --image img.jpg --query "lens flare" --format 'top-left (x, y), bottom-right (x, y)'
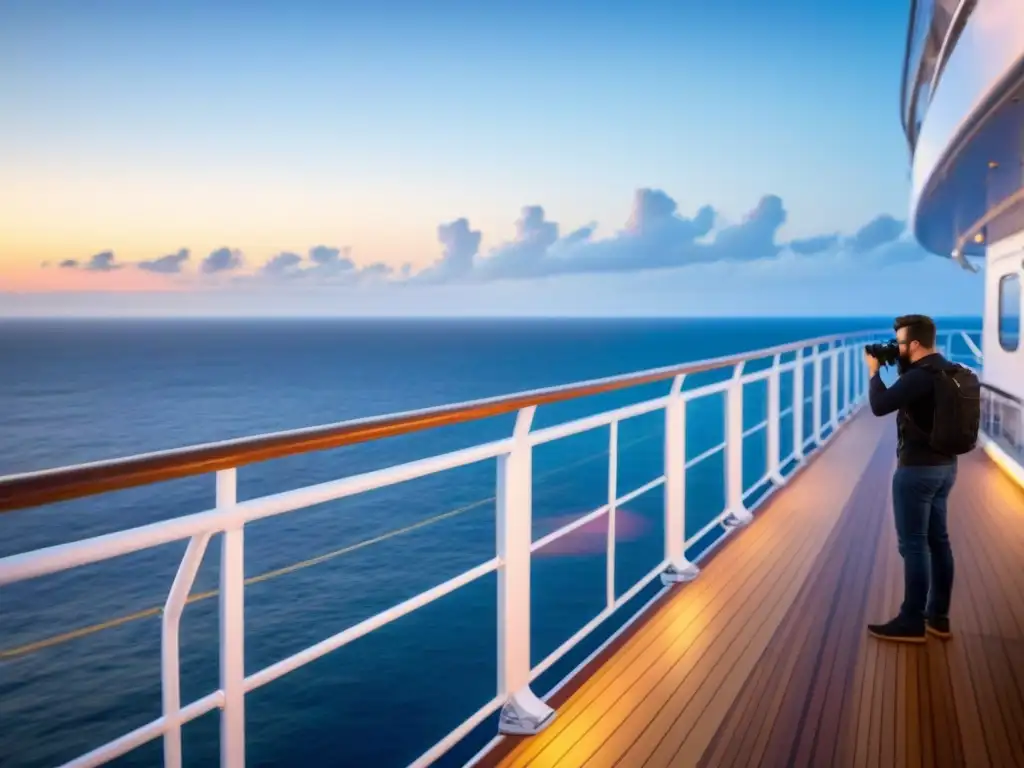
top-left (534, 508), bottom-right (652, 556)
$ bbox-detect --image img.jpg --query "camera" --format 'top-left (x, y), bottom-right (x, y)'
top-left (865, 339), bottom-right (900, 366)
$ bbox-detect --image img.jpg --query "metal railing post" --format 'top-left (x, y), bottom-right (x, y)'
top-left (766, 353), bottom-right (784, 484)
top-left (850, 344), bottom-right (858, 404)
top-left (218, 469), bottom-right (245, 768)
top-left (496, 406), bottom-right (553, 735)
top-left (828, 343), bottom-right (840, 430)
top-left (856, 345), bottom-right (864, 402)
top-left (959, 329), bottom-right (983, 365)
top-left (844, 344), bottom-right (853, 415)
top-left (1011, 399), bottom-right (1019, 454)
top-left (606, 421), bottom-right (618, 608)
top-left (793, 348), bottom-right (805, 460)
top-left (662, 375), bottom-right (699, 584)
top-left (163, 533), bottom-right (211, 768)
top-left (724, 363), bottom-right (752, 527)
top-left (812, 347), bottom-right (823, 443)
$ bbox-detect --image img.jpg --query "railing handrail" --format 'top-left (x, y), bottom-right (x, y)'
top-left (982, 379), bottom-right (1023, 404)
top-left (0, 328), bottom-right (890, 514)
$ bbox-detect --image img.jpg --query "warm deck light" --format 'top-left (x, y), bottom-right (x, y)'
top-left (988, 161), bottom-right (999, 168)
top-left (974, 232), bottom-right (985, 243)
top-left (982, 438), bottom-right (1024, 492)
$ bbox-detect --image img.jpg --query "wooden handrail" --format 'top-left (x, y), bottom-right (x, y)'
top-left (0, 330), bottom-right (883, 514)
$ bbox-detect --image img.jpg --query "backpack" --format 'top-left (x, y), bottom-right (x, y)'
top-left (907, 360), bottom-right (981, 455)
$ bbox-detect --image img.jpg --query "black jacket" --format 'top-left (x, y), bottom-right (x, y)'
top-left (868, 353), bottom-right (957, 466)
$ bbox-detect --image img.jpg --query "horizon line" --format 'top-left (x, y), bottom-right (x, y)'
top-left (0, 313), bottom-right (984, 322)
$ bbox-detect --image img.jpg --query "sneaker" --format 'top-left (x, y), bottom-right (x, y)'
top-left (867, 616), bottom-right (926, 644)
top-left (926, 616), bottom-right (952, 640)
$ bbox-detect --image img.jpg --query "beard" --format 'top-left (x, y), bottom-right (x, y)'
top-left (897, 354), bottom-right (911, 375)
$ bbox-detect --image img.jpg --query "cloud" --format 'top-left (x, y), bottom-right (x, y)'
top-left (58, 251), bottom-right (123, 271)
top-left (138, 248), bottom-right (190, 274)
top-left (475, 205), bottom-right (560, 281)
top-left (305, 245), bottom-right (372, 281)
top-left (440, 189), bottom-right (791, 282)
top-left (245, 245), bottom-right (392, 287)
top-left (788, 234), bottom-right (840, 255)
top-left (782, 214), bottom-right (924, 264)
top-left (261, 252), bottom-right (304, 277)
top-left (361, 262), bottom-right (393, 279)
top-left (865, 236), bottom-right (930, 263)
top-left (848, 214), bottom-right (904, 253)
top-left (416, 218), bottom-right (483, 283)
top-left (34, 189), bottom-right (939, 292)
top-left (309, 245), bottom-right (353, 268)
top-left (85, 251), bottom-right (121, 271)
top-left (709, 194), bottom-right (785, 260)
top-left (201, 247), bottom-right (244, 274)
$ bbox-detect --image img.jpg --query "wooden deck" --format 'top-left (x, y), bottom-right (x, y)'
top-left (482, 411), bottom-right (1024, 768)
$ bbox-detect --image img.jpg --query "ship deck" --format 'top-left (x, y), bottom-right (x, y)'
top-left (481, 411), bottom-right (1024, 768)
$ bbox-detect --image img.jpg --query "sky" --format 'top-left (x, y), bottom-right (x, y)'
top-left (0, 0), bottom-right (986, 316)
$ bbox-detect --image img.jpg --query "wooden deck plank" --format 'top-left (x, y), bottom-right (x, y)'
top-left (954, 515), bottom-right (1016, 765)
top-left (541, 435), bottom-right (874, 768)
top-left (909, 647), bottom-right (925, 768)
top-left (914, 648), bottom-right (935, 768)
top-left (481, 415), bottom-right (1024, 768)
top-left (602, 515), bottom-right (832, 768)
top-left (845, 486), bottom-right (889, 768)
top-left (495, 487), bottom-right (815, 766)
top-left (929, 643), bottom-right (965, 768)
top-left (696, 432), bottom-right (895, 768)
top-left (878, 549), bottom-right (899, 768)
top-left (642, 471), bottom-right (882, 767)
top-left (695, 485), bottom-right (844, 768)
top-left (795, 446), bottom-right (894, 768)
top-left (491, 411), bottom-right (889, 768)
top-left (945, 453), bottom-right (1024, 765)
top-left (497, 464), bottom-right (819, 767)
top-left (809, 440), bottom-right (894, 768)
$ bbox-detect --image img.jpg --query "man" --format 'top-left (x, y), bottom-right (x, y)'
top-left (865, 314), bottom-right (956, 643)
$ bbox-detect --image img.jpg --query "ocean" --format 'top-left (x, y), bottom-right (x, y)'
top-left (0, 317), bottom-right (977, 767)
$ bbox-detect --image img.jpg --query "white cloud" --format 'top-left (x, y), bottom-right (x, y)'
top-left (39, 187), bottom-right (961, 294)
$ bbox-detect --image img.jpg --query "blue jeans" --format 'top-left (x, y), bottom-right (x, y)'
top-left (891, 464), bottom-right (957, 623)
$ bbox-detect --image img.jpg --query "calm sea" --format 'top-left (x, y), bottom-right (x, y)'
top-left (0, 317), bottom-right (977, 767)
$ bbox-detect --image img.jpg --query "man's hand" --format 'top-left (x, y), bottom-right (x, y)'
top-left (864, 352), bottom-right (880, 379)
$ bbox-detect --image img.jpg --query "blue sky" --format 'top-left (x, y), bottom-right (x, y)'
top-left (0, 0), bottom-right (985, 316)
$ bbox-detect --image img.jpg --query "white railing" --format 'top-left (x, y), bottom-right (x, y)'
top-left (0, 328), bottom-right (978, 768)
top-left (947, 328), bottom-right (983, 367)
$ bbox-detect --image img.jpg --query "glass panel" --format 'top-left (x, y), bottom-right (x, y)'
top-left (902, 0), bottom-right (977, 148)
top-left (906, 0), bottom-right (935, 91)
top-left (903, 0), bottom-right (935, 132)
top-left (981, 388), bottom-right (1024, 471)
top-left (999, 273), bottom-right (1021, 351)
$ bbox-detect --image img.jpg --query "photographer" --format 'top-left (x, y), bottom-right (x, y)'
top-left (864, 314), bottom-right (957, 644)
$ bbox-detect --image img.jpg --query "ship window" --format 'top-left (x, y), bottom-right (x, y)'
top-left (999, 273), bottom-right (1021, 351)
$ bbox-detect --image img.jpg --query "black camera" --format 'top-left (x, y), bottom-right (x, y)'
top-left (865, 339), bottom-right (900, 366)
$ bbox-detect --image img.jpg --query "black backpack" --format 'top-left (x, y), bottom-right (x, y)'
top-left (907, 360), bottom-right (981, 455)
